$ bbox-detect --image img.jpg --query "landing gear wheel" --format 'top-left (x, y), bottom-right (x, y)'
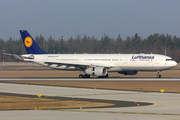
top-left (156, 75), bottom-right (161, 78)
top-left (84, 74), bottom-right (90, 78)
top-left (79, 74), bottom-right (84, 78)
top-left (156, 71), bottom-right (161, 78)
top-left (79, 74), bottom-right (90, 78)
top-left (105, 74), bottom-right (109, 78)
top-left (98, 74), bottom-right (109, 78)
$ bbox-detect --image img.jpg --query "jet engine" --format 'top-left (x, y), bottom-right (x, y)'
top-left (118, 71), bottom-right (138, 75)
top-left (84, 67), bottom-right (107, 76)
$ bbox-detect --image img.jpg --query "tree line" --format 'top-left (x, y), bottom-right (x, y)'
top-left (0, 33), bottom-right (180, 62)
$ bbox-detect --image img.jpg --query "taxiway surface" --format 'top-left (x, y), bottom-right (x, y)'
top-left (0, 78), bottom-right (180, 120)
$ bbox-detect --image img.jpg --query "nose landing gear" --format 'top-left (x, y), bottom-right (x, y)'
top-left (156, 71), bottom-right (161, 78)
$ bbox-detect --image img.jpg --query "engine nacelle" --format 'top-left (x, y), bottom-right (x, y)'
top-left (84, 67), bottom-right (107, 76)
top-left (118, 71), bottom-right (138, 75)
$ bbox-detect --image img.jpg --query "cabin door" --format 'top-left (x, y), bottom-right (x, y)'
top-left (123, 57), bottom-right (127, 64)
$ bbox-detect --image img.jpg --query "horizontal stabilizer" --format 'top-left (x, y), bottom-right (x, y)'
top-left (3, 53), bottom-right (23, 60)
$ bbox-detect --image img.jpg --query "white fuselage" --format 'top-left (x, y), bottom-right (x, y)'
top-left (22, 54), bottom-right (177, 72)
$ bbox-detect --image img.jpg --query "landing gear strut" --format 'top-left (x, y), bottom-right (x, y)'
top-left (156, 71), bottom-right (161, 78)
top-left (79, 74), bottom-right (109, 78)
top-left (105, 74), bottom-right (109, 78)
top-left (79, 74), bottom-right (90, 78)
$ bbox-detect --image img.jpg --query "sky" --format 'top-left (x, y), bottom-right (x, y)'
top-left (0, 0), bottom-right (180, 40)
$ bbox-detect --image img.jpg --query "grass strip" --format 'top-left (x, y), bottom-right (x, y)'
top-left (0, 95), bottom-right (114, 110)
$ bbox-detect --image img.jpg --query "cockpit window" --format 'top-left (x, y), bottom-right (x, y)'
top-left (166, 59), bottom-right (174, 61)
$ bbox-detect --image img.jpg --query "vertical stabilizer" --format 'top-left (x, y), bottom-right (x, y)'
top-left (20, 30), bottom-right (47, 54)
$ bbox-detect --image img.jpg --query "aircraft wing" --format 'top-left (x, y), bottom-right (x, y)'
top-left (5, 52), bottom-right (115, 69)
top-left (24, 59), bottom-right (113, 68)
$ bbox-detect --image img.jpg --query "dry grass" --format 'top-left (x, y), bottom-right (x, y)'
top-left (0, 71), bottom-right (83, 77)
top-left (0, 70), bottom-right (180, 78)
top-left (0, 95), bottom-right (114, 110)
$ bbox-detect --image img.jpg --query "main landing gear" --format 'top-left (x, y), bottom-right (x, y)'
top-left (79, 74), bottom-right (90, 78)
top-left (79, 74), bottom-right (109, 78)
top-left (156, 71), bottom-right (161, 78)
top-left (98, 74), bottom-right (109, 78)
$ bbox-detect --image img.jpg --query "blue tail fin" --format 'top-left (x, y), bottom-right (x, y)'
top-left (20, 30), bottom-right (47, 54)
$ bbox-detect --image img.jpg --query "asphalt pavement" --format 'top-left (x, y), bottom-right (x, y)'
top-left (0, 78), bottom-right (179, 120)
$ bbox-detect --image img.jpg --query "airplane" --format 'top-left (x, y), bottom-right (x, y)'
top-left (5, 30), bottom-right (177, 78)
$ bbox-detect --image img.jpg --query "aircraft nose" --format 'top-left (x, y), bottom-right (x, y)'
top-left (173, 61), bottom-right (177, 67)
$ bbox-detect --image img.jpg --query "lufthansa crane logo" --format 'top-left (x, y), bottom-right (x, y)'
top-left (24, 37), bottom-right (33, 48)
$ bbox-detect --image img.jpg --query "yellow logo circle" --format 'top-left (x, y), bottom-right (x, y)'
top-left (24, 37), bottom-right (33, 48)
